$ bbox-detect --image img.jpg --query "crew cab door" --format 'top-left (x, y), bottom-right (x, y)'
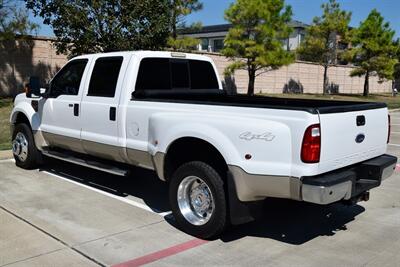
top-left (80, 55), bottom-right (129, 162)
top-left (40, 58), bottom-right (89, 153)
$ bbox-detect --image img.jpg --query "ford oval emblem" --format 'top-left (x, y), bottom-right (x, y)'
top-left (355, 134), bottom-right (365, 143)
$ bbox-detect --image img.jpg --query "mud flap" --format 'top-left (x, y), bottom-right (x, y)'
top-left (227, 171), bottom-right (263, 225)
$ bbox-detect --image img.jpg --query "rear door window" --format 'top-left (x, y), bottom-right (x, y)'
top-left (88, 57), bottom-right (123, 97)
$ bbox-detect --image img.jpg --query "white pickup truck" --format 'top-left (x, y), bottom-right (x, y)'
top-left (10, 51), bottom-right (397, 238)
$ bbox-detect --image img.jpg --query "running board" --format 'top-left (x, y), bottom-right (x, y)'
top-left (42, 150), bottom-right (130, 176)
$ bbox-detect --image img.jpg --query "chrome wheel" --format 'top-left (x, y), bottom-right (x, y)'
top-left (177, 176), bottom-right (215, 226)
top-left (12, 132), bottom-right (28, 162)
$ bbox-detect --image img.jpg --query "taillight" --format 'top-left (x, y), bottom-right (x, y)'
top-left (301, 124), bottom-right (321, 163)
top-left (387, 115), bottom-right (391, 144)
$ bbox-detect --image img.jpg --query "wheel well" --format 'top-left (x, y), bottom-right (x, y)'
top-left (14, 113), bottom-right (31, 128)
top-left (164, 137), bottom-right (228, 181)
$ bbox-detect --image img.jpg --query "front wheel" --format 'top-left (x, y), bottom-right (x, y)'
top-left (169, 161), bottom-right (227, 239)
top-left (12, 123), bottom-right (41, 169)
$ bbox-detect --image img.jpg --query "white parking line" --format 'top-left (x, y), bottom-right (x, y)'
top-left (389, 143), bottom-right (400, 147)
top-left (42, 170), bottom-right (172, 217)
top-left (391, 132), bottom-right (400, 134)
top-left (0, 158), bottom-right (15, 163)
top-left (0, 159), bottom-right (172, 217)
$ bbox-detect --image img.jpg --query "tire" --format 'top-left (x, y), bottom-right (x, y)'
top-left (169, 161), bottom-right (227, 239)
top-left (12, 123), bottom-right (41, 169)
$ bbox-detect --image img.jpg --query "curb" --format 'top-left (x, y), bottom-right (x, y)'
top-left (0, 150), bottom-right (13, 160)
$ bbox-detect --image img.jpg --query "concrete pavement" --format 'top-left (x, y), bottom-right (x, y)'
top-left (0, 150), bottom-right (12, 160)
top-left (0, 112), bottom-right (399, 267)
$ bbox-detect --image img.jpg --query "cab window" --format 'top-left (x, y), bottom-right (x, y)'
top-left (135, 58), bottom-right (219, 91)
top-left (87, 57), bottom-right (123, 97)
top-left (49, 59), bottom-right (88, 97)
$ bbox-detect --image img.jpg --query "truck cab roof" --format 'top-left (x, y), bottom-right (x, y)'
top-left (72, 50), bottom-right (214, 63)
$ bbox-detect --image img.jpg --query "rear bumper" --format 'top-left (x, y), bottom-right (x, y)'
top-left (301, 154), bottom-right (397, 205)
top-left (228, 154), bottom-right (397, 204)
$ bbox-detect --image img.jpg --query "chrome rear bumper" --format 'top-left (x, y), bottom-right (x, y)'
top-left (302, 181), bottom-right (352, 205)
top-left (229, 154), bottom-right (397, 205)
top-left (301, 154), bottom-right (397, 205)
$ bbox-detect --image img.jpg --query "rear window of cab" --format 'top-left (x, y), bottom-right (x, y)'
top-left (135, 58), bottom-right (219, 91)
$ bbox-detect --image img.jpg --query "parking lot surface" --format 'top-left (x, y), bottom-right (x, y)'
top-left (1, 112), bottom-right (400, 267)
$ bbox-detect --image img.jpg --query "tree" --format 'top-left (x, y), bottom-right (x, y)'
top-left (167, 36), bottom-right (200, 51)
top-left (168, 0), bottom-right (202, 51)
top-left (0, 0), bottom-right (38, 41)
top-left (222, 0), bottom-right (294, 96)
top-left (25, 0), bottom-right (171, 57)
top-left (170, 0), bottom-right (202, 39)
top-left (297, 0), bottom-right (351, 95)
top-left (345, 9), bottom-right (398, 96)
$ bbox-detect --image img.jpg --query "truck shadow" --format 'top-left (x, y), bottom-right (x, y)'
top-left (220, 199), bottom-right (365, 245)
top-left (39, 157), bottom-right (170, 213)
top-left (39, 157), bottom-right (365, 245)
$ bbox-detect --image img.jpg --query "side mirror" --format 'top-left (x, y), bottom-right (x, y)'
top-left (40, 83), bottom-right (50, 98)
top-left (25, 77), bottom-right (50, 98)
top-left (26, 76), bottom-right (41, 98)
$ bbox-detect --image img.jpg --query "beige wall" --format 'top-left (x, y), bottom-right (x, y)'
top-left (206, 53), bottom-right (392, 94)
top-left (0, 36), bottom-right (68, 97)
top-left (0, 36), bottom-right (392, 97)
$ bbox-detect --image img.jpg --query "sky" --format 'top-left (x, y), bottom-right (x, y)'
top-left (30, 0), bottom-right (400, 39)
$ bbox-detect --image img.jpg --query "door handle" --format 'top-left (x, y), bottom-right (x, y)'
top-left (74, 103), bottom-right (79, 116)
top-left (109, 107), bottom-right (116, 121)
top-left (68, 104), bottom-right (73, 107)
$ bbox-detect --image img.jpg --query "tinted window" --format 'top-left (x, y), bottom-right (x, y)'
top-left (189, 60), bottom-right (219, 89)
top-left (135, 58), bottom-right (170, 90)
top-left (88, 57), bottom-right (123, 97)
top-left (171, 60), bottom-right (189, 89)
top-left (135, 58), bottom-right (219, 91)
top-left (50, 59), bottom-right (87, 97)
top-left (201, 39), bottom-right (209, 51)
top-left (213, 39), bottom-right (224, 52)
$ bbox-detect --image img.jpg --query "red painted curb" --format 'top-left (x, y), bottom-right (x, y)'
top-left (111, 238), bottom-right (208, 267)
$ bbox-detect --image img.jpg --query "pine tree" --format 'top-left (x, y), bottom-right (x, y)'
top-left (168, 0), bottom-right (203, 51)
top-left (222, 0), bottom-right (294, 95)
top-left (297, 0), bottom-right (351, 94)
top-left (345, 9), bottom-right (398, 96)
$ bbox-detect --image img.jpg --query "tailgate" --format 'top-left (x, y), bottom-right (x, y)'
top-left (318, 107), bottom-right (388, 173)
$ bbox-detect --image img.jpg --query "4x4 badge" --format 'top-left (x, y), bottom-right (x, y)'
top-left (239, 132), bottom-right (275, 141)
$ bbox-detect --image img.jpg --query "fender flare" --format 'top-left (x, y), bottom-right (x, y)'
top-left (10, 102), bottom-right (40, 131)
top-left (154, 123), bottom-right (241, 166)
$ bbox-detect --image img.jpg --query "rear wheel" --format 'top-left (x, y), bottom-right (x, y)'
top-left (12, 123), bottom-right (41, 169)
top-left (169, 161), bottom-right (227, 239)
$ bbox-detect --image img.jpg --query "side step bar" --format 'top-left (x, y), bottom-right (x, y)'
top-left (42, 150), bottom-right (130, 176)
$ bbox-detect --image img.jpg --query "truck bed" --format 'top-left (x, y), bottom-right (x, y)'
top-left (132, 89), bottom-right (386, 114)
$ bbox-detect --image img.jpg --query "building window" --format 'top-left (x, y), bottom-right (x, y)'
top-left (299, 33), bottom-right (305, 44)
top-left (213, 39), bottom-right (224, 52)
top-left (201, 38), bottom-right (209, 51)
top-left (338, 41), bottom-right (348, 50)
